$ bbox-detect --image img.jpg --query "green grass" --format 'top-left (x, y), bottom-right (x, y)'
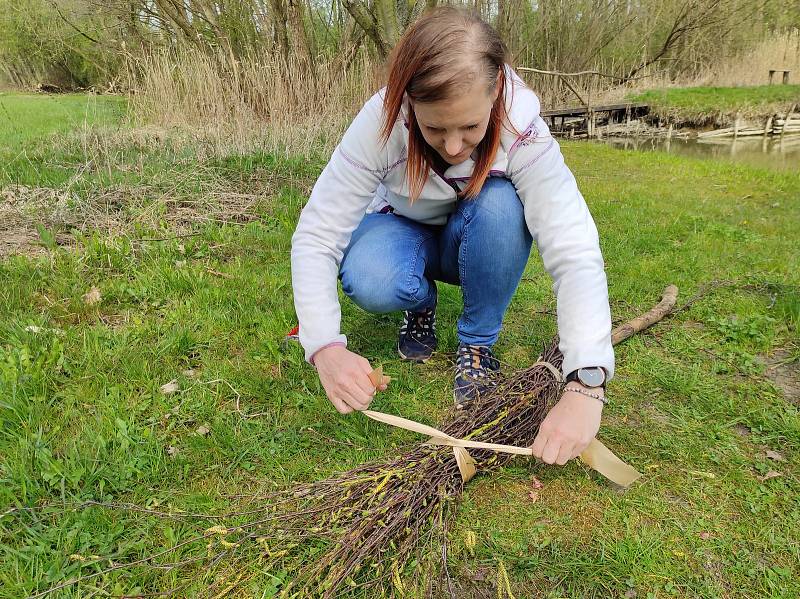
top-left (1, 95), bottom-right (799, 598)
top-left (0, 93), bottom-right (125, 146)
top-left (629, 84), bottom-right (800, 124)
top-left (0, 92), bottom-right (126, 185)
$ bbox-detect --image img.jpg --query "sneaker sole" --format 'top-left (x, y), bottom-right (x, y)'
top-left (397, 343), bottom-right (433, 363)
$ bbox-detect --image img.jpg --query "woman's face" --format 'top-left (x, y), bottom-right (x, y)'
top-left (412, 77), bottom-right (501, 166)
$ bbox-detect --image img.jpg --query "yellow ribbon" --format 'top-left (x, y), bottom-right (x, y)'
top-left (366, 367), bottom-right (641, 488)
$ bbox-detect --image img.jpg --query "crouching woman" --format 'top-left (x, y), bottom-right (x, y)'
top-left (291, 7), bottom-right (614, 466)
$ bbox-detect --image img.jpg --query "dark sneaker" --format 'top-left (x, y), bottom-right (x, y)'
top-left (454, 343), bottom-right (500, 409)
top-left (397, 307), bottom-right (437, 362)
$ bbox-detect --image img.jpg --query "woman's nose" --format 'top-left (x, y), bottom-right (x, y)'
top-left (444, 135), bottom-right (463, 156)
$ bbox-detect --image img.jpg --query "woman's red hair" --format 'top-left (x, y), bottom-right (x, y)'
top-left (380, 7), bottom-right (513, 202)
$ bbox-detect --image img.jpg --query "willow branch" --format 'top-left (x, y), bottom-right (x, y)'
top-left (47, 1), bottom-right (100, 44)
top-left (516, 65), bottom-right (650, 83)
top-left (611, 285), bottom-right (679, 345)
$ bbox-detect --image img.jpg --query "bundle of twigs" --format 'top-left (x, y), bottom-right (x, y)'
top-left (262, 338), bottom-right (563, 596)
top-left (30, 285), bottom-right (678, 599)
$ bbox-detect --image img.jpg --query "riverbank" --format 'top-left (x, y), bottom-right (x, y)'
top-left (1, 94), bottom-right (799, 598)
top-left (599, 134), bottom-right (800, 172)
top-left (629, 85), bottom-right (800, 127)
top-left (543, 85), bottom-right (800, 140)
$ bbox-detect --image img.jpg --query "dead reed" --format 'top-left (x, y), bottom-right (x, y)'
top-left (121, 31), bottom-right (800, 157)
top-left (127, 49), bottom-right (379, 159)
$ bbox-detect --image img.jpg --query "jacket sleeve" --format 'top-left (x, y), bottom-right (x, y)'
top-left (291, 92), bottom-right (390, 362)
top-left (507, 112), bottom-right (615, 380)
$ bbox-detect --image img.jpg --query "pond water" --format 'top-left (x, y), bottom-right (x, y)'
top-left (599, 135), bottom-right (800, 172)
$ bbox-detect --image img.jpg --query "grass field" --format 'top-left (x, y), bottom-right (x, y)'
top-left (629, 85), bottom-right (800, 125)
top-left (0, 93), bottom-right (126, 186)
top-left (1, 93), bottom-right (799, 598)
top-left (0, 93), bottom-right (125, 145)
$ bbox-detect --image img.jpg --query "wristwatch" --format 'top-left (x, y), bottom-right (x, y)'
top-left (565, 367), bottom-right (607, 390)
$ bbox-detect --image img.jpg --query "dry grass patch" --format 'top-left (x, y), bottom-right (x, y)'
top-left (127, 50), bottom-right (377, 159)
top-left (0, 183), bottom-right (263, 256)
top-left (0, 157), bottom-right (311, 256)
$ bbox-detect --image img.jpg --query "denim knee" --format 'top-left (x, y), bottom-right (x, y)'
top-left (459, 178), bottom-right (529, 244)
top-left (341, 262), bottom-right (431, 313)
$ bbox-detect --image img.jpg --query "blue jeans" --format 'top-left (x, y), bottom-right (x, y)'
top-left (339, 178), bottom-right (533, 347)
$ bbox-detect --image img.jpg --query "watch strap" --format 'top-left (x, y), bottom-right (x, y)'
top-left (566, 367), bottom-right (607, 390)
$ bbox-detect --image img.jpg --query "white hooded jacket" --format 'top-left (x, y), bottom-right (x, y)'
top-left (291, 67), bottom-right (615, 380)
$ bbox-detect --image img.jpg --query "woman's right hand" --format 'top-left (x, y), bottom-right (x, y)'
top-left (313, 345), bottom-right (386, 414)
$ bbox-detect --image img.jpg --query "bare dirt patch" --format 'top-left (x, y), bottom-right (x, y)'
top-left (763, 348), bottom-right (800, 405)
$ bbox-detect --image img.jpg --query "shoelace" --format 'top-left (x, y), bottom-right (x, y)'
top-left (400, 308), bottom-right (436, 341)
top-left (456, 344), bottom-right (499, 379)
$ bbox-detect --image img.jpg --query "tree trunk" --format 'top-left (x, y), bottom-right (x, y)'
top-left (153, 0), bottom-right (201, 46)
top-left (192, 0), bottom-right (239, 73)
top-left (341, 0), bottom-right (390, 58)
top-left (286, 0), bottom-right (315, 73)
top-left (266, 0), bottom-right (291, 63)
top-left (374, 0), bottom-right (399, 48)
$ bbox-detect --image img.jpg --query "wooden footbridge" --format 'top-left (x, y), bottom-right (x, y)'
top-left (541, 102), bottom-right (650, 137)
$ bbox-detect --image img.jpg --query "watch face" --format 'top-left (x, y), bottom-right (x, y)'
top-left (578, 367), bottom-right (605, 387)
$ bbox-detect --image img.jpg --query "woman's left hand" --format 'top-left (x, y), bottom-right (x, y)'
top-left (530, 386), bottom-right (604, 465)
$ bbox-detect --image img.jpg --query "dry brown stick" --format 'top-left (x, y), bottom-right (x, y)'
top-left (611, 285), bottom-right (679, 346)
top-left (516, 65), bottom-right (651, 82)
top-left (672, 279), bottom-right (738, 313)
top-left (132, 232), bottom-right (203, 243)
top-left (558, 74), bottom-right (588, 106)
top-left (205, 268), bottom-right (235, 280)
